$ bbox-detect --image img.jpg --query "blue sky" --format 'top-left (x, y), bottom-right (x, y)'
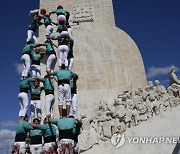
top-left (0, 0), bottom-right (180, 152)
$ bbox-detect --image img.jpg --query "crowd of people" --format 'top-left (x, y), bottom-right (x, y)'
top-left (12, 5), bottom-right (81, 154)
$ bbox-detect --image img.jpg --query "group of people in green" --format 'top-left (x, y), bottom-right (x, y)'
top-left (12, 5), bottom-right (81, 154)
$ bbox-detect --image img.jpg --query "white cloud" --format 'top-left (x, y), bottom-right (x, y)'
top-left (0, 121), bottom-right (17, 127)
top-left (0, 129), bottom-right (16, 140)
top-left (14, 63), bottom-right (23, 75)
top-left (146, 66), bottom-right (180, 79)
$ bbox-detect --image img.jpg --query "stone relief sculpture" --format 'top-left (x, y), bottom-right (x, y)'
top-left (78, 67), bottom-right (180, 152)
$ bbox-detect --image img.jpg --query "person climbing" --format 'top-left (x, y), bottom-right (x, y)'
top-left (39, 75), bottom-right (55, 119)
top-left (29, 118), bottom-right (43, 154)
top-left (18, 76), bottom-right (36, 122)
top-left (47, 33), bottom-right (70, 69)
top-left (50, 109), bottom-right (77, 154)
top-left (30, 80), bottom-right (44, 121)
top-left (31, 46), bottom-right (44, 78)
top-left (41, 39), bottom-right (57, 74)
top-left (12, 114), bottom-right (33, 154)
top-left (26, 12), bottom-right (43, 43)
top-left (49, 64), bottom-right (73, 118)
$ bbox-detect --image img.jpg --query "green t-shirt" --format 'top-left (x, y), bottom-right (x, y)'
top-left (30, 87), bottom-right (43, 95)
top-left (16, 121), bottom-right (33, 134)
top-left (23, 44), bottom-right (36, 54)
top-left (41, 78), bottom-right (54, 91)
top-left (31, 52), bottom-right (43, 61)
top-left (52, 118), bottom-right (77, 131)
top-left (41, 15), bottom-right (51, 25)
top-left (38, 124), bottom-right (56, 137)
top-left (52, 9), bottom-right (67, 15)
top-left (43, 42), bottom-right (54, 53)
top-left (30, 129), bottom-right (43, 137)
top-left (20, 78), bottom-right (34, 89)
top-left (70, 73), bottom-right (78, 89)
top-left (52, 70), bottom-right (72, 81)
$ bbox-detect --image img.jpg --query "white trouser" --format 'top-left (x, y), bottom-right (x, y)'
top-left (67, 27), bottom-right (72, 38)
top-left (18, 92), bottom-right (29, 117)
top-left (45, 94), bottom-right (55, 116)
top-left (58, 84), bottom-right (71, 105)
top-left (27, 30), bottom-right (37, 43)
top-left (43, 142), bottom-right (55, 151)
top-left (31, 64), bottom-right (41, 78)
top-left (21, 54), bottom-right (31, 77)
top-left (30, 144), bottom-right (43, 154)
top-left (68, 58), bottom-right (74, 71)
top-left (46, 25), bottom-right (53, 36)
top-left (30, 100), bottom-right (41, 120)
top-left (57, 15), bottom-right (66, 24)
top-left (58, 45), bottom-right (69, 67)
top-left (71, 93), bottom-right (78, 118)
top-left (46, 54), bottom-right (57, 72)
top-left (14, 142), bottom-right (26, 154)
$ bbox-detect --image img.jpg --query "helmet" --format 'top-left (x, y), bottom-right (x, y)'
top-left (40, 8), bottom-right (46, 14)
top-left (59, 18), bottom-right (65, 25)
top-left (57, 5), bottom-right (63, 9)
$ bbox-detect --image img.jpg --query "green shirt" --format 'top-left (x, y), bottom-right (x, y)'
top-left (38, 124), bottom-right (56, 137)
top-left (30, 129), bottom-right (43, 137)
top-left (20, 78), bottom-right (34, 89)
top-left (70, 73), bottom-right (78, 89)
top-left (16, 121), bottom-right (33, 134)
top-left (23, 44), bottom-right (36, 54)
top-left (52, 118), bottom-right (77, 132)
top-left (31, 52), bottom-right (43, 61)
top-left (41, 15), bottom-right (51, 26)
top-left (30, 87), bottom-right (43, 95)
top-left (43, 42), bottom-right (54, 53)
top-left (51, 9), bottom-right (67, 15)
top-left (52, 70), bottom-right (72, 81)
top-left (41, 78), bottom-right (54, 91)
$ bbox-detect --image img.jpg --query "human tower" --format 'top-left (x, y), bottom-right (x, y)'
top-left (12, 5), bottom-right (81, 154)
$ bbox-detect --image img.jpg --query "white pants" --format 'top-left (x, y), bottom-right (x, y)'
top-left (46, 25), bottom-right (53, 36)
top-left (31, 64), bottom-right (41, 78)
top-left (30, 100), bottom-right (41, 120)
top-left (45, 94), bottom-right (55, 116)
top-left (27, 30), bottom-right (37, 43)
top-left (58, 139), bottom-right (74, 150)
top-left (21, 54), bottom-right (31, 77)
top-left (71, 93), bottom-right (78, 118)
top-left (68, 58), bottom-right (74, 71)
top-left (57, 15), bottom-right (66, 24)
top-left (30, 144), bottom-right (43, 154)
top-left (46, 54), bottom-right (57, 72)
top-left (58, 84), bottom-right (71, 105)
top-left (14, 142), bottom-right (26, 154)
top-left (18, 92), bottom-right (28, 117)
top-left (58, 45), bottom-right (69, 67)
top-left (68, 28), bottom-right (72, 38)
top-left (43, 142), bottom-right (55, 151)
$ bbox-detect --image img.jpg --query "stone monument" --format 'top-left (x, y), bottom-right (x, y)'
top-left (38, 0), bottom-right (147, 117)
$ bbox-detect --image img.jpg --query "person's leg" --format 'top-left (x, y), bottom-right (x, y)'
top-left (64, 84), bottom-right (71, 117)
top-left (27, 30), bottom-right (33, 42)
top-left (46, 25), bottom-right (53, 36)
top-left (36, 100), bottom-right (42, 120)
top-left (46, 54), bottom-right (57, 72)
top-left (63, 45), bottom-right (69, 68)
top-left (45, 94), bottom-right (55, 117)
top-left (71, 94), bottom-right (78, 118)
top-left (30, 100), bottom-right (36, 121)
top-left (36, 65), bottom-right (41, 78)
top-left (68, 58), bottom-right (74, 71)
top-left (21, 54), bottom-right (31, 77)
top-left (58, 46), bottom-right (64, 68)
top-left (58, 85), bottom-right (65, 118)
top-left (60, 143), bottom-right (66, 154)
top-left (18, 92), bottom-right (29, 121)
top-left (68, 143), bottom-right (73, 154)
